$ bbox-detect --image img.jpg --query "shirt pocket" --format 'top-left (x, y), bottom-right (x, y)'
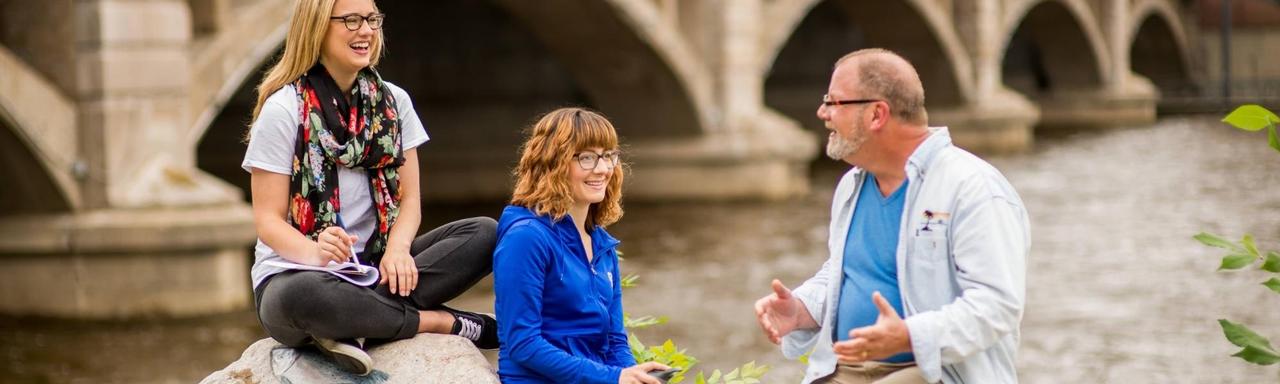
top-left (910, 226), bottom-right (950, 270)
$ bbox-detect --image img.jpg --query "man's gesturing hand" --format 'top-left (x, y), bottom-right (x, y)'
top-left (754, 279), bottom-right (813, 345)
top-left (832, 291), bottom-right (912, 364)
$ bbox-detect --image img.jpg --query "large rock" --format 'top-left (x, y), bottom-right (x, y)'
top-left (201, 334), bottom-right (500, 384)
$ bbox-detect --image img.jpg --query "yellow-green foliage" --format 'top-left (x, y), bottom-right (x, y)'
top-left (621, 269), bottom-right (770, 383)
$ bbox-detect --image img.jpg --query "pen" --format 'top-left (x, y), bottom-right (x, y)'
top-left (334, 214), bottom-right (361, 266)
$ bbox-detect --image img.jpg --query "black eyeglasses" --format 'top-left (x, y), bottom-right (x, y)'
top-left (822, 94), bottom-right (882, 107)
top-left (572, 150), bottom-right (621, 171)
top-left (330, 13), bottom-right (385, 31)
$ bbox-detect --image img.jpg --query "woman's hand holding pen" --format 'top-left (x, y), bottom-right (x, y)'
top-left (315, 226), bottom-right (358, 266)
top-left (380, 247), bottom-right (417, 297)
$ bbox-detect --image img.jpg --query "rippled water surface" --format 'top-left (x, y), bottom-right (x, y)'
top-left (3, 116), bottom-right (1278, 383)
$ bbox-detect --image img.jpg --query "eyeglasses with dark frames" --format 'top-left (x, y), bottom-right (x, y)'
top-left (330, 13), bottom-right (385, 31)
top-left (822, 94), bottom-right (882, 107)
top-left (572, 150), bottom-right (621, 171)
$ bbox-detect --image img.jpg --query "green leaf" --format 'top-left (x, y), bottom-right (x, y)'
top-left (1195, 232), bottom-right (1242, 252)
top-left (724, 361), bottom-right (768, 383)
top-left (1243, 234), bottom-right (1261, 257)
top-left (1233, 344), bottom-right (1280, 365)
top-left (1262, 252), bottom-right (1280, 273)
top-left (624, 314), bottom-right (668, 329)
top-left (1220, 319), bottom-right (1276, 350)
top-left (1270, 125), bottom-right (1280, 153)
top-left (1263, 278), bottom-right (1280, 294)
top-left (1220, 253), bottom-right (1256, 270)
top-left (629, 333), bottom-right (647, 357)
top-left (1222, 104), bottom-right (1279, 131)
top-left (660, 339), bottom-right (677, 354)
top-left (671, 370), bottom-right (688, 384)
top-left (621, 273), bottom-right (639, 289)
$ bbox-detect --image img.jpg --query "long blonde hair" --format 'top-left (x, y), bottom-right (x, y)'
top-left (250, 0), bottom-right (386, 121)
top-left (511, 108), bottom-right (626, 229)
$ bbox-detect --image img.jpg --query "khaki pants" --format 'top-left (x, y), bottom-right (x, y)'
top-left (815, 362), bottom-right (929, 384)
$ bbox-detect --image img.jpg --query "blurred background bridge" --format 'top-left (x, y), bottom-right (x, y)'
top-left (0, 0), bottom-right (1264, 318)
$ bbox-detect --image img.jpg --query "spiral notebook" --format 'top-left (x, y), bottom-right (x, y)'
top-left (263, 259), bottom-right (380, 286)
top-left (265, 215), bottom-right (379, 286)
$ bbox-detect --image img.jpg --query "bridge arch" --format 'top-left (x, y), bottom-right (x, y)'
top-left (188, 0), bottom-right (710, 142)
top-left (762, 0), bottom-right (974, 132)
top-left (0, 44), bottom-right (79, 215)
top-left (494, 0), bottom-right (714, 136)
top-left (1128, 0), bottom-right (1193, 95)
top-left (186, 0), bottom-right (292, 152)
top-left (194, 0), bottom-right (712, 200)
top-left (0, 113), bottom-right (71, 216)
top-left (1001, 0), bottom-right (1111, 95)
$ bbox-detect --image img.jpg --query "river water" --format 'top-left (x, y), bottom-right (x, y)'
top-left (2, 116), bottom-right (1278, 383)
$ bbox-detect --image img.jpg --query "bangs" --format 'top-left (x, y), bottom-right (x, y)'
top-left (511, 107), bottom-right (626, 228)
top-left (571, 111), bottom-right (619, 151)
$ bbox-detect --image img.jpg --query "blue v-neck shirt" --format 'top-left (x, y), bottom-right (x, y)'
top-left (835, 174), bottom-right (915, 363)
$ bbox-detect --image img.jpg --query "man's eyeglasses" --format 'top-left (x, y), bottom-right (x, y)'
top-left (330, 13), bottom-right (385, 31)
top-left (822, 94), bottom-right (882, 107)
top-left (572, 150), bottom-right (621, 170)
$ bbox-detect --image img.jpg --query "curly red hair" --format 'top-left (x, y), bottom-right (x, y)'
top-left (510, 107), bottom-right (625, 229)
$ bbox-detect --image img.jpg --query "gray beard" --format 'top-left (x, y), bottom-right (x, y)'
top-left (825, 131), bottom-right (861, 160)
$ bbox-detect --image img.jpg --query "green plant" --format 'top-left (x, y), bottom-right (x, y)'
top-left (1220, 104), bottom-right (1280, 153)
top-left (1195, 104), bottom-right (1280, 366)
top-left (621, 272), bottom-right (770, 383)
top-left (1195, 232), bottom-right (1280, 364)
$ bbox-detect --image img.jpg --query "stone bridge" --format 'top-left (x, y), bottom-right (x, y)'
top-left (0, 0), bottom-right (1193, 317)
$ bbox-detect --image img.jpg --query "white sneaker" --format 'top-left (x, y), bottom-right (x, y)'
top-left (313, 338), bottom-right (373, 376)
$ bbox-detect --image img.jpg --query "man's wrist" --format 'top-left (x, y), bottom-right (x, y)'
top-left (792, 299), bottom-right (820, 329)
top-left (896, 321), bottom-right (913, 352)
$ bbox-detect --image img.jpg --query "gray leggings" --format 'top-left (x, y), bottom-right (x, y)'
top-left (254, 217), bottom-right (497, 347)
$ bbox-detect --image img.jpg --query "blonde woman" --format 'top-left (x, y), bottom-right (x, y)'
top-left (242, 0), bottom-right (497, 375)
top-left (494, 108), bottom-right (670, 383)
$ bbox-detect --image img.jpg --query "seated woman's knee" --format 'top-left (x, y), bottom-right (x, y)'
top-left (265, 272), bottom-right (335, 319)
top-left (468, 216), bottom-right (498, 244)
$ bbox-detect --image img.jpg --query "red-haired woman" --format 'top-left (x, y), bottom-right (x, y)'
top-left (494, 108), bottom-right (670, 384)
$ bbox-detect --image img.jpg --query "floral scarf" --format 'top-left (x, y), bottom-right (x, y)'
top-left (288, 64), bottom-right (403, 265)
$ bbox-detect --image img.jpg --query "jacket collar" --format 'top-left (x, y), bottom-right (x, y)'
top-left (839, 127), bottom-right (951, 206)
top-left (906, 127), bottom-right (952, 180)
top-left (550, 216), bottom-right (621, 251)
top-left (510, 206), bottom-right (621, 251)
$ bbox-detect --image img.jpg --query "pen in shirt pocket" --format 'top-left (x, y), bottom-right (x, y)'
top-left (334, 214), bottom-right (361, 266)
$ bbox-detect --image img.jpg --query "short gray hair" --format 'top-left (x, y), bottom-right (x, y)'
top-left (835, 49), bottom-right (928, 125)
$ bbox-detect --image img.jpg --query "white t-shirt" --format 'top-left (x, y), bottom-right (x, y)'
top-left (242, 82), bottom-right (428, 289)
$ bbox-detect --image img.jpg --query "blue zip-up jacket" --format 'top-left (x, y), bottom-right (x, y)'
top-left (494, 205), bottom-right (635, 384)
